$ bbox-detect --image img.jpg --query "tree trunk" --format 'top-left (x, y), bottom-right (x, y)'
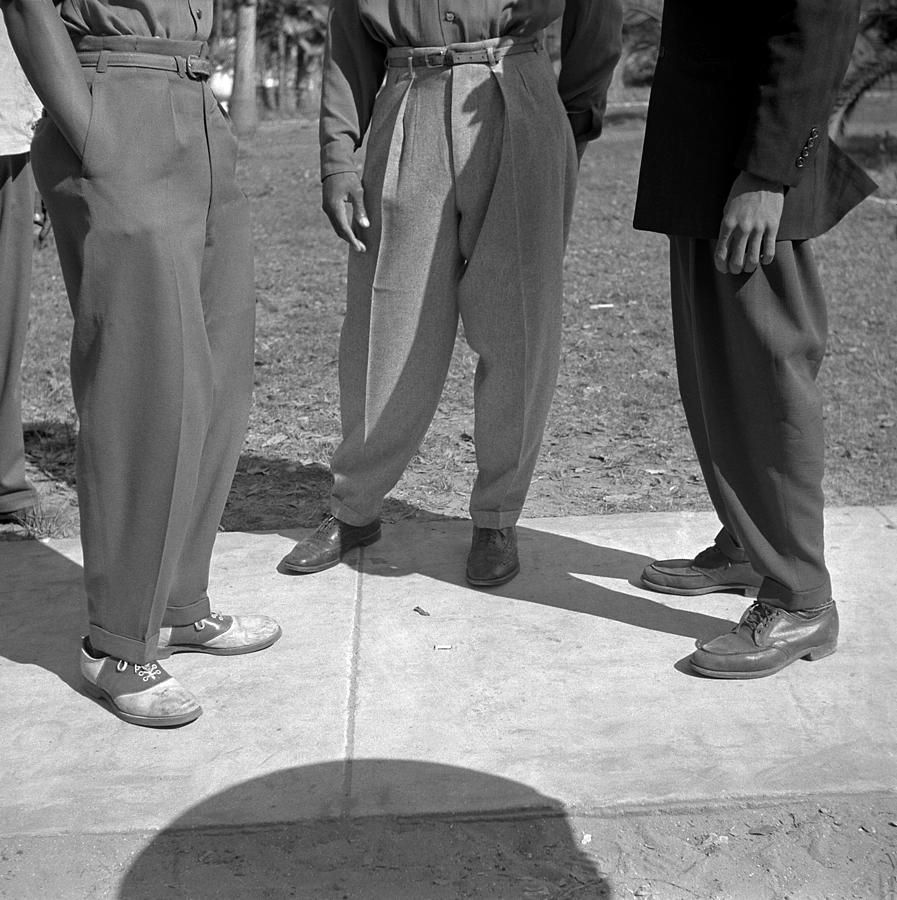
top-left (230, 0), bottom-right (258, 138)
top-left (277, 28), bottom-right (294, 114)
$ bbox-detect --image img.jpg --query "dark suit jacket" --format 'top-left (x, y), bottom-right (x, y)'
top-left (633, 0), bottom-right (877, 240)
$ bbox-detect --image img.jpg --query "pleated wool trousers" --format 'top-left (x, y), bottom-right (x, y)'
top-left (330, 47), bottom-right (578, 529)
top-left (31, 51), bottom-right (255, 663)
top-left (0, 152), bottom-right (37, 515)
top-left (669, 235), bottom-right (832, 611)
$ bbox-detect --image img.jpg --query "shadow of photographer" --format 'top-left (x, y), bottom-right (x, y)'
top-left (119, 758), bottom-right (613, 899)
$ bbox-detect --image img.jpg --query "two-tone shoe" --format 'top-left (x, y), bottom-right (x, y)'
top-left (466, 525), bottom-right (520, 587)
top-left (80, 638), bottom-right (202, 728)
top-left (689, 600), bottom-right (839, 679)
top-left (277, 514), bottom-right (381, 574)
top-left (641, 543), bottom-right (763, 596)
top-left (158, 612), bottom-right (282, 656)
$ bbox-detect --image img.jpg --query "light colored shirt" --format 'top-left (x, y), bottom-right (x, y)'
top-left (0, 20), bottom-right (42, 156)
top-left (58, 0), bottom-right (212, 41)
top-left (320, 0), bottom-right (623, 178)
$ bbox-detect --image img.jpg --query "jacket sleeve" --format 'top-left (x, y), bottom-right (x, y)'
top-left (735, 0), bottom-right (861, 186)
top-left (558, 0), bottom-right (624, 142)
top-left (319, 0), bottom-right (386, 181)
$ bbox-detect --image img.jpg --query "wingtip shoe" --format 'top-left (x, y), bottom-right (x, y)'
top-left (466, 525), bottom-right (520, 587)
top-left (80, 639), bottom-right (202, 728)
top-left (278, 515), bottom-right (382, 574)
top-left (689, 600), bottom-right (839, 679)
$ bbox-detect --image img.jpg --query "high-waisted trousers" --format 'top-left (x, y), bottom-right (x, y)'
top-left (330, 45), bottom-right (578, 529)
top-left (31, 46), bottom-right (255, 663)
top-left (670, 236), bottom-right (831, 611)
top-left (0, 152), bottom-right (37, 514)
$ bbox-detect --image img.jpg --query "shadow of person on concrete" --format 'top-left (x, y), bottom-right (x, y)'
top-left (277, 517), bottom-right (736, 644)
top-left (0, 537), bottom-right (86, 688)
top-left (119, 758), bottom-right (612, 899)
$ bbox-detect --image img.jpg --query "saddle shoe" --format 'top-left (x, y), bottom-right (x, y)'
top-left (158, 611), bottom-right (282, 656)
top-left (690, 600), bottom-right (839, 679)
top-left (466, 525), bottom-right (520, 587)
top-left (641, 543), bottom-right (763, 596)
top-left (278, 514), bottom-right (381, 574)
top-left (80, 639), bottom-right (202, 728)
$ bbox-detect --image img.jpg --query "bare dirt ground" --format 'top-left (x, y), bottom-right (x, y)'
top-left (3, 99), bottom-right (896, 899)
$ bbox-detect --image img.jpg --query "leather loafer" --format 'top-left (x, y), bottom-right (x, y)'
top-left (641, 543), bottom-right (763, 596)
top-left (80, 639), bottom-right (202, 728)
top-left (278, 514), bottom-right (381, 574)
top-left (466, 525), bottom-right (520, 587)
top-left (690, 600), bottom-right (839, 679)
top-left (158, 611), bottom-right (282, 656)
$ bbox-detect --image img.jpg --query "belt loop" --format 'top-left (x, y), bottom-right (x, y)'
top-left (486, 46), bottom-right (496, 67)
top-left (96, 50), bottom-right (109, 74)
top-left (174, 56), bottom-right (186, 78)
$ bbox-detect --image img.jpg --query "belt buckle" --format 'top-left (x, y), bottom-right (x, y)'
top-left (185, 54), bottom-right (204, 79)
top-left (425, 49), bottom-right (447, 67)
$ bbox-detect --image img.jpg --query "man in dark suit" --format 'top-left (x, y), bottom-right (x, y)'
top-left (633, 0), bottom-right (876, 678)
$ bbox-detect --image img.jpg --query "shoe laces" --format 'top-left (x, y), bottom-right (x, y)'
top-left (475, 527), bottom-right (508, 549)
top-left (741, 601), bottom-right (777, 633)
top-left (194, 611), bottom-right (226, 631)
top-left (315, 515), bottom-right (338, 535)
top-left (115, 659), bottom-right (164, 682)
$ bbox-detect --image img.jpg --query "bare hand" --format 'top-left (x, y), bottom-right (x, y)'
top-left (714, 172), bottom-right (785, 275)
top-left (322, 172), bottom-right (369, 253)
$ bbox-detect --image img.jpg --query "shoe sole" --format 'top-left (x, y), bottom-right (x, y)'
top-left (690, 642), bottom-right (838, 679)
top-left (164, 625), bottom-right (283, 656)
top-left (82, 681), bottom-right (202, 728)
top-left (639, 576), bottom-right (761, 597)
top-left (466, 563), bottom-right (521, 588)
top-left (277, 530), bottom-right (382, 575)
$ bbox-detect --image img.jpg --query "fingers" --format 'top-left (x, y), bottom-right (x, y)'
top-left (322, 174), bottom-right (369, 253)
top-left (715, 223), bottom-right (777, 275)
top-left (759, 231), bottom-right (777, 267)
top-left (714, 223), bottom-right (734, 274)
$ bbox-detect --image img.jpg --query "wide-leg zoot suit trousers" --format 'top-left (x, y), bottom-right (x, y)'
top-left (31, 39), bottom-right (256, 664)
top-left (669, 236), bottom-right (832, 612)
top-left (330, 43), bottom-right (578, 530)
top-left (0, 152), bottom-right (37, 515)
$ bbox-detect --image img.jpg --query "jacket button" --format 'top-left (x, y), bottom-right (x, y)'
top-left (444, 11), bottom-right (456, 21)
top-left (796, 158), bottom-right (805, 168)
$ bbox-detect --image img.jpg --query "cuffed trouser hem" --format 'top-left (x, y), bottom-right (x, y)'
top-left (0, 486), bottom-right (36, 514)
top-left (161, 593), bottom-right (212, 629)
top-left (330, 497), bottom-right (381, 528)
top-left (88, 625), bottom-right (161, 666)
top-left (714, 528), bottom-right (750, 563)
top-left (89, 592), bottom-right (211, 663)
top-left (758, 577), bottom-right (833, 612)
top-left (469, 508), bottom-right (522, 530)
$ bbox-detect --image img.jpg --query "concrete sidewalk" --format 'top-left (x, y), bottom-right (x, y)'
top-left (1, 506), bottom-right (895, 893)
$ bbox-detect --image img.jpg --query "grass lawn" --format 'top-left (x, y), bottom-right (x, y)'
top-left (12, 111), bottom-right (897, 538)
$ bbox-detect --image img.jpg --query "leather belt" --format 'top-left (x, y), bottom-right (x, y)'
top-left (386, 36), bottom-right (539, 69)
top-left (76, 50), bottom-right (211, 79)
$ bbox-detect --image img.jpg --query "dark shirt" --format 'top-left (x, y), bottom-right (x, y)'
top-left (320, 0), bottom-right (623, 178)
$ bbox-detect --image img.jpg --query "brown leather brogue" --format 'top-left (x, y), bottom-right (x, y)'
top-left (278, 514), bottom-right (381, 574)
top-left (466, 525), bottom-right (520, 587)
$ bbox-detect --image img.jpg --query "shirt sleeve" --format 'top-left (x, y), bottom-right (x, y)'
top-left (558, 0), bottom-right (623, 143)
top-left (319, 0), bottom-right (386, 181)
top-left (735, 0), bottom-right (862, 187)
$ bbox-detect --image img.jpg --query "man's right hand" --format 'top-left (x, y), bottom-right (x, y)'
top-left (322, 171), bottom-right (369, 253)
